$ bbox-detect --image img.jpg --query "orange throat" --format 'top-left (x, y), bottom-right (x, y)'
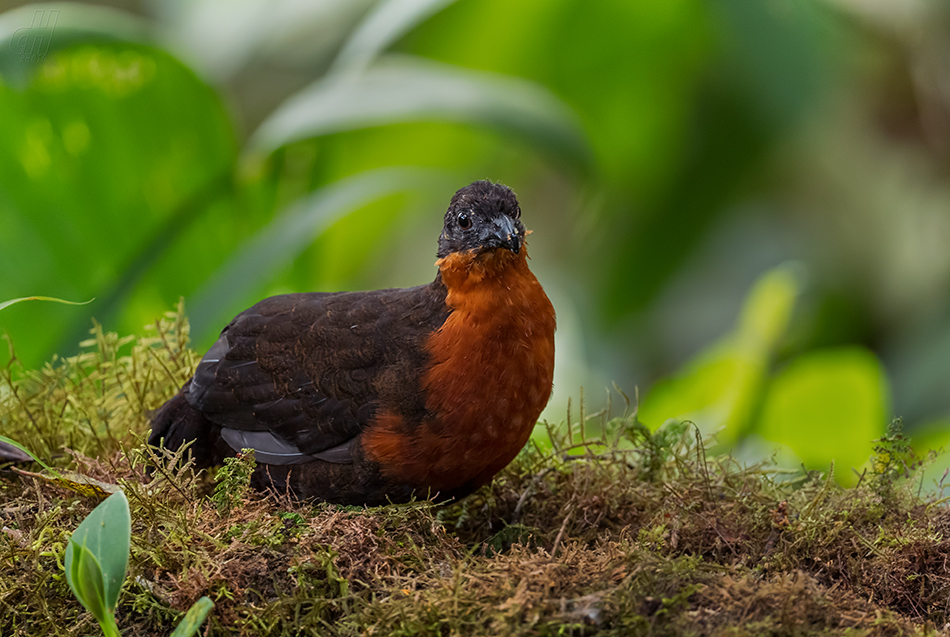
top-left (363, 247), bottom-right (556, 494)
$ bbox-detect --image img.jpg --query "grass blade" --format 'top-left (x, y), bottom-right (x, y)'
top-left (0, 435), bottom-right (53, 470)
top-left (0, 296), bottom-right (93, 313)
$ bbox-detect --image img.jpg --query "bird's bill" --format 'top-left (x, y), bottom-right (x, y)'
top-left (479, 215), bottom-right (522, 254)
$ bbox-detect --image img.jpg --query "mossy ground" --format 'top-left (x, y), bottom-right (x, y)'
top-left (2, 306), bottom-right (949, 636)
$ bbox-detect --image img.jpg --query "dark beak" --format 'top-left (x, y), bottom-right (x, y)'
top-left (481, 216), bottom-right (522, 254)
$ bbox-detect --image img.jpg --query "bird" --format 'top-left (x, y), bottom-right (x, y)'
top-left (148, 180), bottom-right (556, 506)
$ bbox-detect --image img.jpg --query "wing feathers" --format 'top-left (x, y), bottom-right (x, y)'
top-left (185, 282), bottom-right (449, 458)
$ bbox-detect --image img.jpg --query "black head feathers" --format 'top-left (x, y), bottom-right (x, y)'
top-left (437, 181), bottom-right (525, 258)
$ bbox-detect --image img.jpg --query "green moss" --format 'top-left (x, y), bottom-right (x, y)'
top-left (213, 450), bottom-right (257, 516)
top-left (0, 306), bottom-right (946, 635)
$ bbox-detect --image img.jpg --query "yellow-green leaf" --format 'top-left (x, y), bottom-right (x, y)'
top-left (12, 467), bottom-right (119, 499)
top-left (756, 347), bottom-right (889, 485)
top-left (639, 265), bottom-right (801, 443)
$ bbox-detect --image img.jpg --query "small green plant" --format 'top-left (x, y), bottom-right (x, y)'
top-left (212, 448), bottom-right (257, 515)
top-left (65, 491), bottom-right (131, 637)
top-left (65, 490), bottom-right (214, 636)
top-left (870, 418), bottom-right (933, 502)
top-left (622, 417), bottom-right (693, 481)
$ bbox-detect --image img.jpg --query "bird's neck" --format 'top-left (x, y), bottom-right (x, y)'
top-left (434, 248), bottom-right (528, 311)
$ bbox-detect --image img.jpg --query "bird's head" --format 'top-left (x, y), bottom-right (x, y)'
top-left (437, 181), bottom-right (525, 259)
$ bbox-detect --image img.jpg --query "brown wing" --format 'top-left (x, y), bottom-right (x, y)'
top-left (187, 280), bottom-right (449, 461)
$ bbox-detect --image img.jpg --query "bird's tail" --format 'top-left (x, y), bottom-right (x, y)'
top-left (148, 387), bottom-right (218, 469)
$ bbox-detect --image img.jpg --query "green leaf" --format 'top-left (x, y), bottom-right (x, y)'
top-left (639, 265), bottom-right (801, 443)
top-left (735, 265), bottom-right (799, 351)
top-left (170, 596), bottom-right (214, 637)
top-left (756, 347), bottom-right (889, 485)
top-left (250, 56), bottom-right (591, 166)
top-left (186, 167), bottom-right (443, 342)
top-left (0, 40), bottom-right (234, 367)
top-left (67, 540), bottom-right (109, 623)
top-left (331, 0), bottom-right (460, 74)
top-left (64, 490), bottom-right (131, 613)
top-left (0, 296), bottom-right (92, 313)
top-left (13, 466), bottom-right (120, 498)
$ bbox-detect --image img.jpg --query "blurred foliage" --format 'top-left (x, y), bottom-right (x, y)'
top-left (640, 266), bottom-right (801, 447)
top-left (638, 266), bottom-right (890, 485)
top-left (1, 0), bottom-right (949, 479)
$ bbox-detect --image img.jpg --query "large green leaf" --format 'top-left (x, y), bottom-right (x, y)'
top-left (250, 56), bottom-right (591, 166)
top-left (0, 38), bottom-right (234, 367)
top-left (756, 348), bottom-right (889, 485)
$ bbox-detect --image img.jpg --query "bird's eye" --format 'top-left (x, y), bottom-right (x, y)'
top-left (457, 213), bottom-right (472, 230)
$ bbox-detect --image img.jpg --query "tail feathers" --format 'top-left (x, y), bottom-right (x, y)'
top-left (148, 388), bottom-right (218, 468)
